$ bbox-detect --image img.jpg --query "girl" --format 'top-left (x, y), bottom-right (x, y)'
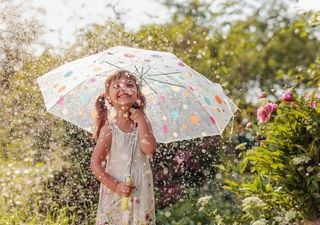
top-left (90, 69), bottom-right (157, 225)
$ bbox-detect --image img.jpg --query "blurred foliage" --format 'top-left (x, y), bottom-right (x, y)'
top-left (153, 136), bottom-right (221, 208)
top-left (0, 206), bottom-right (76, 225)
top-left (0, 0), bottom-right (43, 89)
top-left (156, 179), bottom-right (241, 225)
top-left (0, 0), bottom-right (320, 224)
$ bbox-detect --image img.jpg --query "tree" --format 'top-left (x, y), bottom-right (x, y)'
top-left (0, 0), bottom-right (42, 89)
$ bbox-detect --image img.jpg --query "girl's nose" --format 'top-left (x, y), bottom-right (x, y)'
top-left (119, 84), bottom-right (126, 91)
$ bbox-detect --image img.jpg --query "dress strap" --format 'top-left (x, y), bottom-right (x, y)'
top-left (129, 122), bottom-right (139, 175)
top-left (108, 122), bottom-right (114, 131)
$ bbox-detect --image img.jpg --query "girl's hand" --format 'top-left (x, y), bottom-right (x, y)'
top-left (129, 108), bottom-right (145, 124)
top-left (115, 182), bottom-right (135, 197)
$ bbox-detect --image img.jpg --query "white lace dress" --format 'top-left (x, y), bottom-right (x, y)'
top-left (95, 122), bottom-right (156, 225)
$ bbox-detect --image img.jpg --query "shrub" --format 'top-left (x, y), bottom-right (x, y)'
top-left (225, 88), bottom-right (320, 222)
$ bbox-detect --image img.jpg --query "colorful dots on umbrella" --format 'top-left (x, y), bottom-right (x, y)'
top-left (189, 86), bottom-right (195, 91)
top-left (58, 85), bottom-right (66, 93)
top-left (81, 94), bottom-right (90, 103)
top-left (64, 71), bottom-right (73, 78)
top-left (215, 95), bottom-right (223, 104)
top-left (162, 125), bottom-right (168, 134)
top-left (151, 54), bottom-right (161, 58)
top-left (209, 116), bottom-right (216, 124)
top-left (171, 86), bottom-right (180, 92)
top-left (92, 67), bottom-right (103, 72)
top-left (149, 96), bottom-right (156, 104)
top-left (181, 123), bottom-right (188, 129)
top-left (90, 78), bottom-right (96, 83)
top-left (144, 59), bottom-right (151, 62)
top-left (78, 108), bottom-right (85, 116)
top-left (171, 110), bottom-right (179, 119)
top-left (124, 53), bottom-right (135, 58)
top-left (183, 91), bottom-right (190, 97)
top-left (159, 95), bottom-right (166, 101)
top-left (57, 96), bottom-right (64, 105)
top-left (204, 96), bottom-right (211, 105)
top-left (107, 52), bottom-right (113, 55)
top-left (184, 72), bottom-right (192, 77)
top-left (142, 86), bottom-right (152, 95)
top-left (189, 115), bottom-right (199, 124)
top-left (179, 75), bottom-right (185, 80)
top-left (177, 62), bottom-right (185, 67)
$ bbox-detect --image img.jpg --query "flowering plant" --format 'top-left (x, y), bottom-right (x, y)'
top-left (257, 102), bottom-right (278, 123)
top-left (226, 88), bottom-right (320, 223)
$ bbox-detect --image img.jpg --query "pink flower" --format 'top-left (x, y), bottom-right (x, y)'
top-left (311, 100), bottom-right (318, 108)
top-left (270, 103), bottom-right (278, 111)
top-left (257, 102), bottom-right (278, 123)
top-left (281, 90), bottom-right (293, 102)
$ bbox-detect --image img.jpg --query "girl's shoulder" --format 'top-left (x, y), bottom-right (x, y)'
top-left (99, 122), bottom-right (113, 138)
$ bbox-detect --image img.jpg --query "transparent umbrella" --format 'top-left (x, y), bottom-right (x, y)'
top-left (36, 46), bottom-right (238, 143)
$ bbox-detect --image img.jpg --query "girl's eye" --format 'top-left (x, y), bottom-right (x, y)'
top-left (112, 83), bottom-right (134, 89)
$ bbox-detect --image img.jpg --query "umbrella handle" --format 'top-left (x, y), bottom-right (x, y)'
top-left (121, 122), bottom-right (138, 211)
top-left (120, 175), bottom-right (132, 211)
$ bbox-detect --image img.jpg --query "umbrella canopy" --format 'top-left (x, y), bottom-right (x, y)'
top-left (36, 46), bottom-right (238, 143)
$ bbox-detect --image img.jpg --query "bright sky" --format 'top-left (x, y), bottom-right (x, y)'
top-left (32, 0), bottom-right (170, 50)
top-left (29, 0), bottom-right (320, 50)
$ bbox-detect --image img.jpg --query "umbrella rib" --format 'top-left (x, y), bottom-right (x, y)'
top-left (144, 77), bottom-right (185, 88)
top-left (140, 67), bottom-right (151, 79)
top-left (141, 77), bottom-right (158, 95)
top-left (99, 61), bottom-right (121, 68)
top-left (134, 65), bottom-right (141, 75)
top-left (148, 71), bottom-right (181, 77)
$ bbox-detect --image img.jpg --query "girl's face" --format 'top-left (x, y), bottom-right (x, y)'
top-left (106, 74), bottom-right (139, 109)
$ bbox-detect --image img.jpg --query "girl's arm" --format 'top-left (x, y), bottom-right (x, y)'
top-left (137, 116), bottom-right (157, 154)
top-left (90, 124), bottom-right (119, 192)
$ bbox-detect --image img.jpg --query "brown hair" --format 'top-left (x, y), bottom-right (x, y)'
top-left (92, 69), bottom-right (146, 141)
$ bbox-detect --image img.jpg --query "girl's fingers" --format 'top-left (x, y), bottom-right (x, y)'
top-left (122, 191), bottom-right (130, 197)
top-left (118, 184), bottom-right (135, 196)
